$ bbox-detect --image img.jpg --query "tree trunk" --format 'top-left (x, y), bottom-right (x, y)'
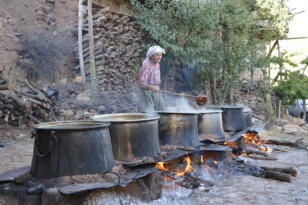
top-left (302, 99), bottom-right (307, 121)
top-left (250, 67), bottom-right (254, 86)
top-left (88, 0), bottom-right (97, 98)
top-left (278, 100), bottom-right (281, 120)
top-left (209, 78), bottom-right (217, 105)
top-left (78, 0), bottom-right (86, 84)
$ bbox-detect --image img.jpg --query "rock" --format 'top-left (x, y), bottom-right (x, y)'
top-left (73, 76), bottom-right (83, 83)
top-left (282, 124), bottom-right (302, 134)
top-left (59, 109), bottom-right (74, 117)
top-left (76, 93), bottom-right (90, 101)
top-left (60, 78), bottom-right (68, 85)
top-left (272, 125), bottom-right (283, 133)
top-left (98, 106), bottom-right (106, 112)
top-left (15, 134), bottom-right (27, 140)
top-left (42, 188), bottom-right (86, 205)
top-left (124, 172), bottom-right (163, 202)
top-left (276, 119), bottom-right (289, 127)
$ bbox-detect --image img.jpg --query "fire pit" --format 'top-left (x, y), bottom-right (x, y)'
top-left (31, 121), bottom-right (114, 178)
top-left (156, 111), bottom-right (199, 147)
top-left (92, 113), bottom-right (161, 162)
top-left (197, 109), bottom-right (225, 141)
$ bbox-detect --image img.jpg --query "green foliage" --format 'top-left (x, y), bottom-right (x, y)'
top-left (301, 56), bottom-right (308, 66)
top-left (131, 0), bottom-right (292, 103)
top-left (256, 0), bottom-right (293, 40)
top-left (273, 70), bottom-right (308, 104)
top-left (270, 51), bottom-right (298, 69)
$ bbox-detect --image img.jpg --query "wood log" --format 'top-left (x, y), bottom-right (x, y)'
top-left (244, 154), bottom-right (277, 161)
top-left (235, 161), bottom-right (292, 182)
top-left (0, 80), bottom-right (11, 90)
top-left (261, 170), bottom-right (291, 182)
top-left (265, 138), bottom-right (305, 149)
top-left (0, 91), bottom-right (27, 107)
top-left (261, 166), bottom-right (297, 177)
top-left (245, 147), bottom-right (269, 157)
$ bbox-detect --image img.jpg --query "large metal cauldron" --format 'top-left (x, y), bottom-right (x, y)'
top-left (31, 121), bottom-right (114, 178)
top-left (92, 113), bottom-right (161, 161)
top-left (243, 107), bottom-right (253, 128)
top-left (198, 109), bottom-right (225, 140)
top-left (220, 106), bottom-right (244, 131)
top-left (156, 111), bottom-right (199, 147)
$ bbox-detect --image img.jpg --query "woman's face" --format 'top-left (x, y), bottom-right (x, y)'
top-left (150, 53), bottom-right (163, 64)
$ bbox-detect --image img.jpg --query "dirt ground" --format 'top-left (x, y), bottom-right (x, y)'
top-left (0, 125), bottom-right (308, 205)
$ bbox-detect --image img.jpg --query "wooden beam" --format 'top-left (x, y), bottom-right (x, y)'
top-left (78, 0), bottom-right (86, 84)
top-left (88, 0), bottom-right (97, 97)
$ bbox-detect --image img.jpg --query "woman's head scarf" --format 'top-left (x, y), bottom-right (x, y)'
top-left (146, 45), bottom-right (165, 61)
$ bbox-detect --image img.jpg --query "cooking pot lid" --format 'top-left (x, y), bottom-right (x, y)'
top-left (92, 113), bottom-right (160, 122)
top-left (34, 120), bottom-right (110, 130)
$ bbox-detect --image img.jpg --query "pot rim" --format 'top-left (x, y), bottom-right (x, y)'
top-left (197, 109), bottom-right (223, 114)
top-left (34, 120), bottom-right (110, 130)
top-left (91, 113), bottom-right (160, 122)
top-left (154, 111), bottom-right (198, 115)
top-left (206, 105), bottom-right (244, 109)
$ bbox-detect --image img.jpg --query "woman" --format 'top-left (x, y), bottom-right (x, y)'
top-left (138, 45), bottom-right (165, 112)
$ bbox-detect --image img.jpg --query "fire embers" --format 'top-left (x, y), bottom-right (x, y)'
top-left (154, 154), bottom-right (216, 189)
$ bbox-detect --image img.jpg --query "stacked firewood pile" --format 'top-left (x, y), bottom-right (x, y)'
top-left (0, 77), bottom-right (56, 126)
top-left (74, 7), bottom-right (147, 91)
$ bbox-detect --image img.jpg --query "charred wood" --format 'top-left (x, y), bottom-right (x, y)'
top-left (265, 138), bottom-right (306, 149)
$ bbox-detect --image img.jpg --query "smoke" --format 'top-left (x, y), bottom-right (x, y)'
top-left (160, 94), bottom-right (199, 113)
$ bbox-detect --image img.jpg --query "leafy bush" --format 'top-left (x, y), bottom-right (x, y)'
top-left (17, 31), bottom-right (70, 82)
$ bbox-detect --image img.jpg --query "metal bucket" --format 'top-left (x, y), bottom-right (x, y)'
top-left (31, 121), bottom-right (114, 178)
top-left (197, 109), bottom-right (225, 140)
top-left (92, 113), bottom-right (161, 161)
top-left (243, 107), bottom-right (253, 128)
top-left (156, 111), bottom-right (199, 147)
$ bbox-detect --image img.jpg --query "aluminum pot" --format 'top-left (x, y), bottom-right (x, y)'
top-left (156, 111), bottom-right (199, 147)
top-left (197, 109), bottom-right (225, 140)
top-left (31, 121), bottom-right (114, 178)
top-left (92, 113), bottom-right (161, 161)
top-left (243, 107), bottom-right (253, 128)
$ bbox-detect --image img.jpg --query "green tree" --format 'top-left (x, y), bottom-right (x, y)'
top-left (274, 70), bottom-right (308, 120)
top-left (131, 0), bottom-right (292, 104)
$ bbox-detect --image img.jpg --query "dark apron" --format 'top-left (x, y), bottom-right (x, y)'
top-left (138, 86), bottom-right (164, 112)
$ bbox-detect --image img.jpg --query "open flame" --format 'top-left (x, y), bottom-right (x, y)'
top-left (200, 155), bottom-right (204, 164)
top-left (155, 155), bottom-right (194, 176)
top-left (242, 131), bottom-right (264, 145)
top-left (155, 162), bottom-right (168, 170)
top-left (176, 155), bottom-right (193, 176)
top-left (213, 160), bottom-right (218, 167)
top-left (224, 141), bottom-right (237, 147)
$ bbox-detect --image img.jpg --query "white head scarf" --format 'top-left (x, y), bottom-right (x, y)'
top-left (146, 45), bottom-right (166, 61)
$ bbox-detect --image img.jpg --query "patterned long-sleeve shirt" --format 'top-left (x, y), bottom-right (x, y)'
top-left (139, 59), bottom-right (161, 89)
